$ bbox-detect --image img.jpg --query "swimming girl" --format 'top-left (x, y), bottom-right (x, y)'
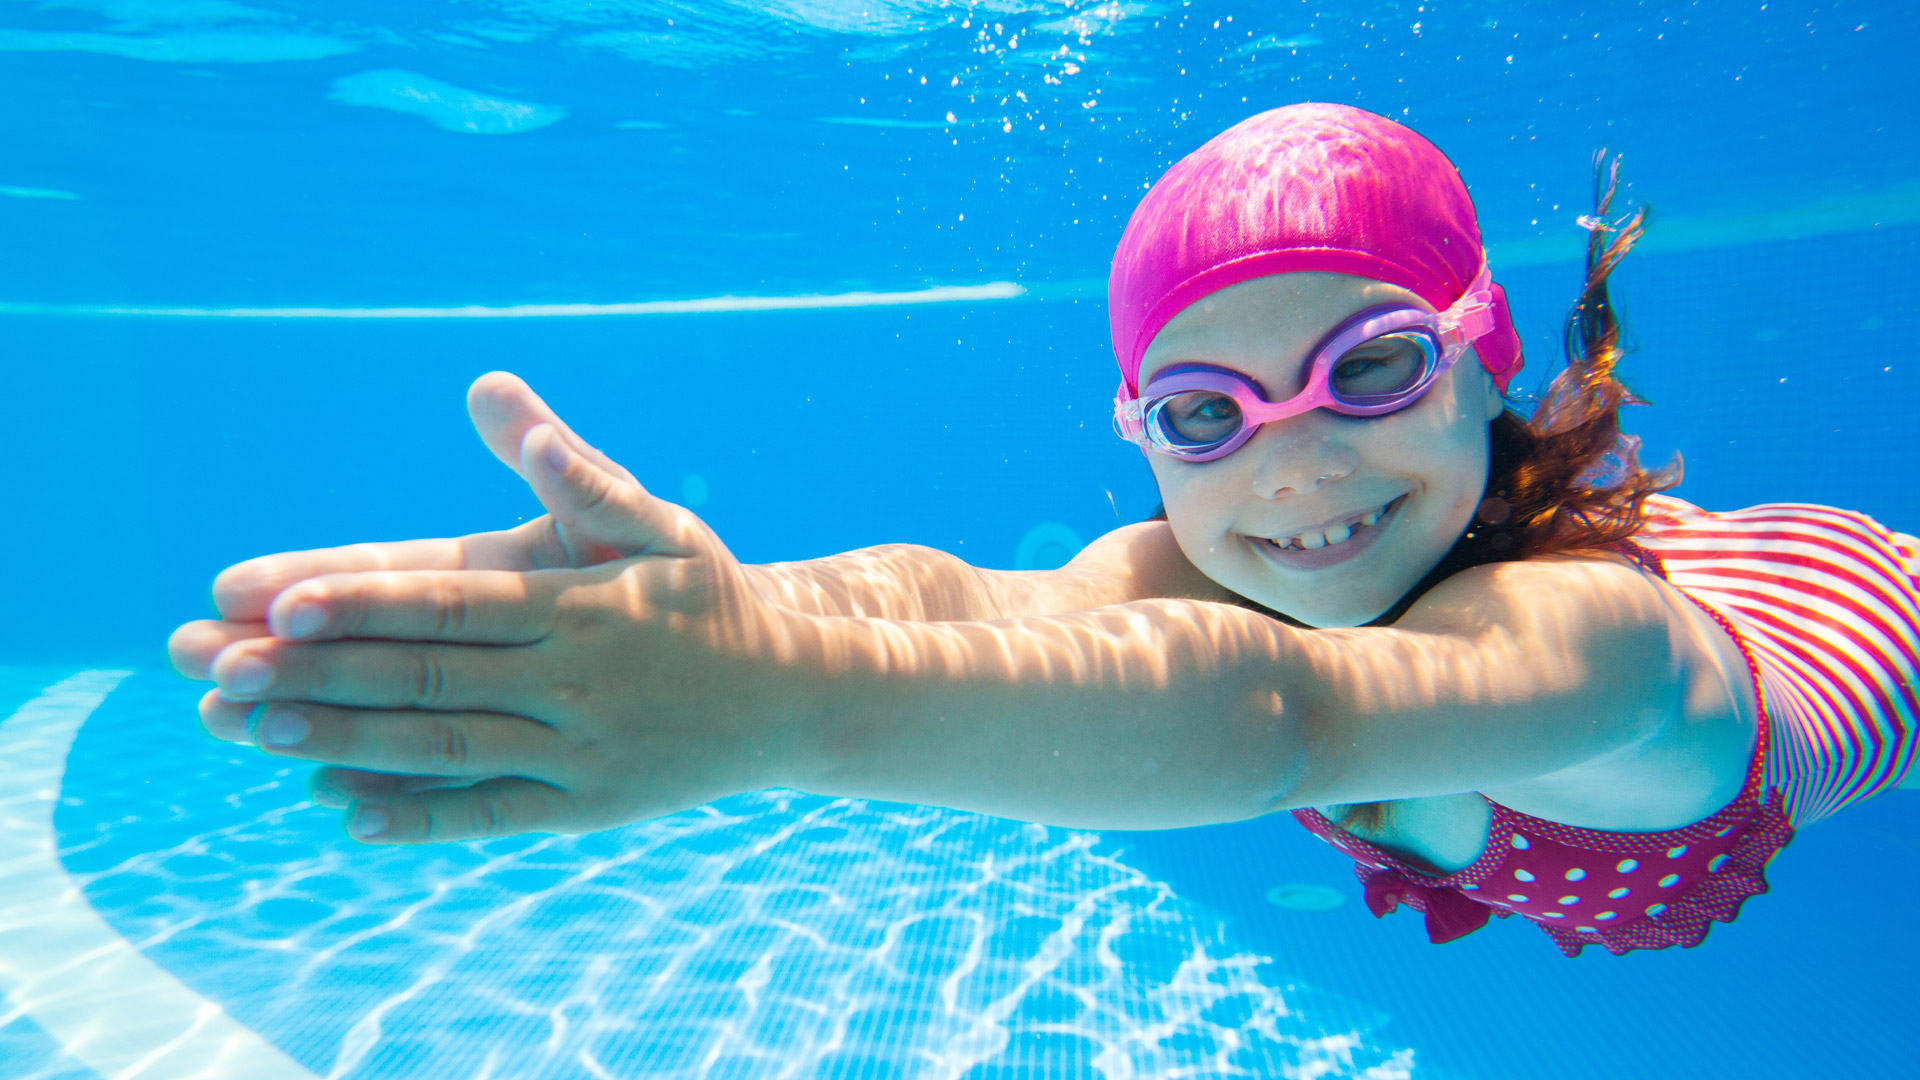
top-left (170, 104), bottom-right (1919, 956)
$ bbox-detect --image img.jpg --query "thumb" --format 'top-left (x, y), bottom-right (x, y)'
top-left (469, 372), bottom-right (638, 485)
top-left (519, 424), bottom-right (700, 560)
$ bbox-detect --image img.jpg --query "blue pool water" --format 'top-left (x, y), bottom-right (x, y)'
top-left (4, 2), bottom-right (1918, 1077)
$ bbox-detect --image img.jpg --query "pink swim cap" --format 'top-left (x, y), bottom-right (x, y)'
top-left (1109, 103), bottom-right (1524, 396)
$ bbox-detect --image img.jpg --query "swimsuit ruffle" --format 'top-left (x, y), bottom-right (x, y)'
top-left (1293, 787), bottom-right (1795, 958)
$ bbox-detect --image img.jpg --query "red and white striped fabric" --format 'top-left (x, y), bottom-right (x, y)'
top-left (1635, 495), bottom-right (1920, 826)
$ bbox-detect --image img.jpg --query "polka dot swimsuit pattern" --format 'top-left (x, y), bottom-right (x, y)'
top-left (1482, 825), bottom-right (1730, 931)
top-left (1295, 776), bottom-right (1793, 957)
top-left (1293, 496), bottom-right (1920, 957)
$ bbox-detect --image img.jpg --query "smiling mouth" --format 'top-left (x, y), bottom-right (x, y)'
top-left (1259, 494), bottom-right (1408, 553)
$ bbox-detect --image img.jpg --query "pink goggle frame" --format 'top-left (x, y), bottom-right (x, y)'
top-left (1113, 265), bottom-right (1499, 462)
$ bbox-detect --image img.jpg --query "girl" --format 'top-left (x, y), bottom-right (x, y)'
top-left (172, 104), bottom-right (1919, 957)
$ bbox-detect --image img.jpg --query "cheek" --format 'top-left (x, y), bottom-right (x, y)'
top-left (1365, 411), bottom-right (1491, 542)
top-left (1149, 456), bottom-right (1210, 514)
top-left (1149, 461), bottom-right (1240, 558)
top-left (1419, 428), bottom-right (1493, 528)
top-left (1383, 380), bottom-right (1493, 474)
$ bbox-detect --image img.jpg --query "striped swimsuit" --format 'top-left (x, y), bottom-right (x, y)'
top-left (1640, 497), bottom-right (1920, 824)
top-left (1297, 496), bottom-right (1920, 956)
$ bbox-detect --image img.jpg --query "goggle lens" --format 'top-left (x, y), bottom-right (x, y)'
top-left (1150, 390), bottom-right (1244, 450)
top-left (1328, 331), bottom-right (1438, 402)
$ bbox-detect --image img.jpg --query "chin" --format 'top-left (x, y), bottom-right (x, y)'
top-left (1285, 601), bottom-right (1393, 630)
top-left (1241, 561), bottom-right (1418, 629)
top-left (1238, 580), bottom-right (1396, 629)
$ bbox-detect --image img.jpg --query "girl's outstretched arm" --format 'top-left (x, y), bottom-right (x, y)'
top-left (772, 553), bottom-right (1746, 830)
top-left (199, 449), bottom-right (1743, 840)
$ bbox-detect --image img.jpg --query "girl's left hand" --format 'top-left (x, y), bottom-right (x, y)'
top-left (204, 430), bottom-right (803, 843)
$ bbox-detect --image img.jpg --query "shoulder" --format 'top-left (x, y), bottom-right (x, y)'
top-left (1267, 548), bottom-right (1756, 824)
top-left (979, 522), bottom-right (1241, 616)
top-left (1416, 552), bottom-right (1761, 829)
top-left (1404, 550), bottom-right (1753, 743)
top-left (1394, 549), bottom-right (1675, 642)
top-left (1062, 521), bottom-right (1243, 604)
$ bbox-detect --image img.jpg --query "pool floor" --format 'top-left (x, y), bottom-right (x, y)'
top-left (2, 668), bottom-right (1913, 1079)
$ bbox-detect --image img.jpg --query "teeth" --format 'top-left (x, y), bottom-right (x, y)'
top-left (1269, 500), bottom-right (1392, 553)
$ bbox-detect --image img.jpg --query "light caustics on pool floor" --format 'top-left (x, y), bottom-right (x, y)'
top-left (0, 672), bottom-right (318, 1080)
top-left (0, 671), bottom-right (1411, 1080)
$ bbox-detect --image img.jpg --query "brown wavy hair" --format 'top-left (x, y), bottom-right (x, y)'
top-left (1451, 152), bottom-right (1681, 571)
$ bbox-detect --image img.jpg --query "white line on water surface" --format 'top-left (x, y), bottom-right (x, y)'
top-left (0, 281), bottom-right (1026, 319)
top-left (4, 182), bottom-right (1915, 320)
top-left (0, 671), bottom-right (320, 1080)
top-left (1488, 182), bottom-right (1920, 267)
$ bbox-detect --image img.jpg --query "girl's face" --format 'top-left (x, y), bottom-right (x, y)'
top-left (1139, 272), bottom-right (1507, 628)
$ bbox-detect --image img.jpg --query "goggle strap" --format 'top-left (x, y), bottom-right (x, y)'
top-left (1112, 380), bottom-right (1145, 442)
top-left (1443, 300), bottom-right (1494, 349)
top-left (1436, 262), bottom-right (1496, 351)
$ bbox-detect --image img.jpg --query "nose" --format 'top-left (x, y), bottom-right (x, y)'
top-left (1244, 415), bottom-right (1356, 500)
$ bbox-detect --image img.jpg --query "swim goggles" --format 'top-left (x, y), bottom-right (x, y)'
top-left (1113, 266), bottom-right (1499, 462)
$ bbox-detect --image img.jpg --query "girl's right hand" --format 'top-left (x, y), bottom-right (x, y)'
top-left (169, 372), bottom-right (664, 731)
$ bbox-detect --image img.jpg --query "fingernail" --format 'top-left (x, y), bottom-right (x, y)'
top-left (543, 434), bottom-right (572, 472)
top-left (256, 706), bottom-right (309, 748)
top-left (350, 807), bottom-right (389, 839)
top-left (223, 655), bottom-right (272, 696)
top-left (283, 602), bottom-right (326, 639)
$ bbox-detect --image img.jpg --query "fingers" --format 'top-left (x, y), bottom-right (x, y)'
top-left (468, 372), bottom-right (638, 485)
top-left (262, 568), bottom-right (556, 645)
top-left (200, 688), bottom-right (253, 742)
top-left (522, 424), bottom-right (700, 560)
top-left (309, 768), bottom-right (475, 810)
top-left (208, 374), bottom-right (650, 626)
top-left (344, 776), bottom-right (575, 844)
top-left (171, 619), bottom-right (269, 679)
top-left (469, 373), bottom-right (665, 567)
top-left (212, 536), bottom-right (505, 621)
top-left (210, 637), bottom-right (543, 715)
top-left (248, 701), bottom-right (562, 779)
